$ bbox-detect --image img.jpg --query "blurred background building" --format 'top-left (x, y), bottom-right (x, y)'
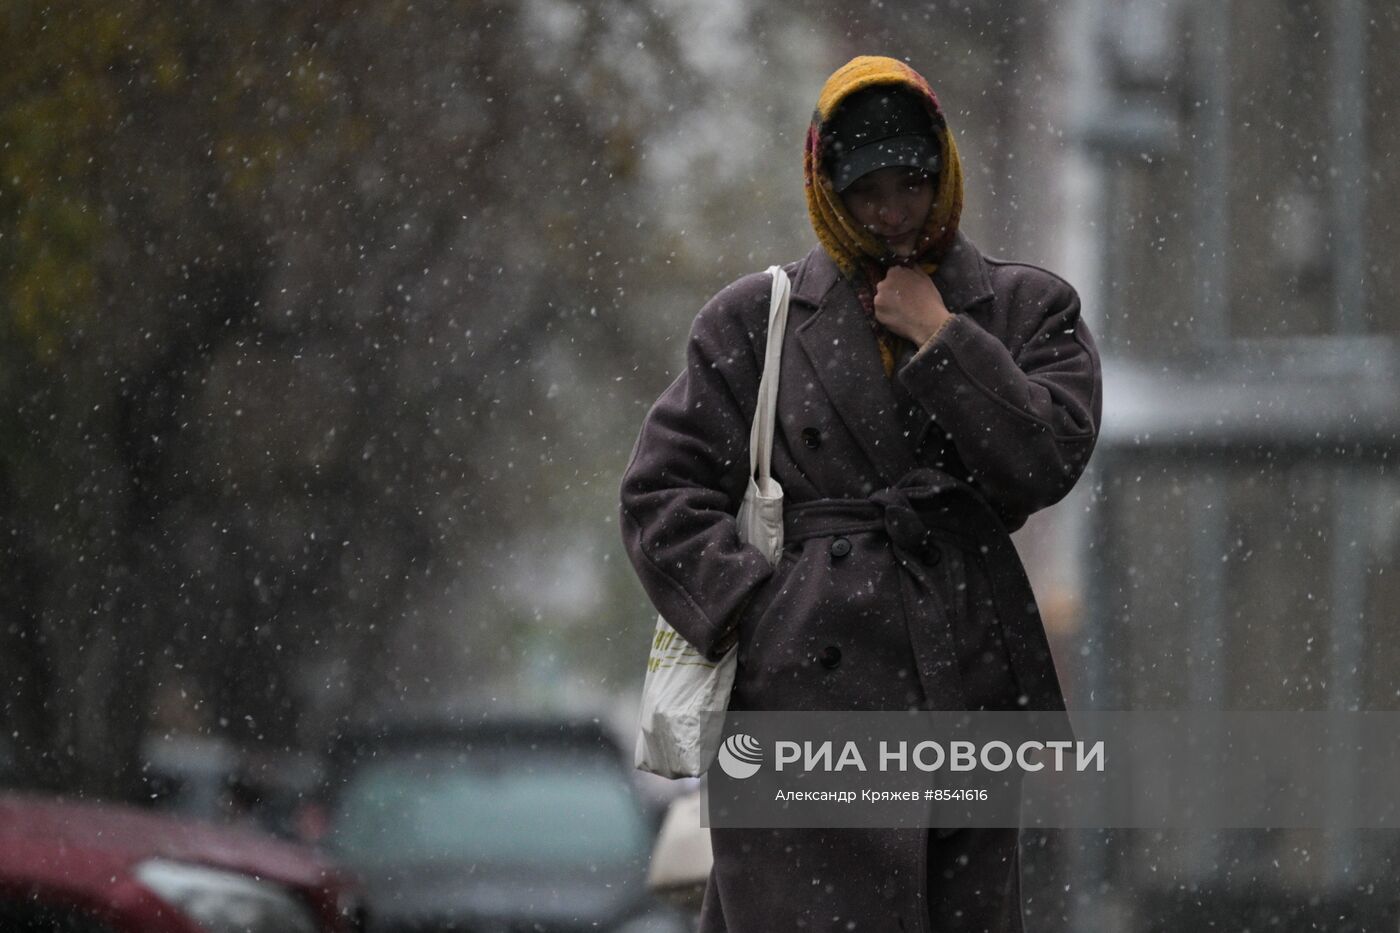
top-left (1053, 0), bottom-right (1400, 929)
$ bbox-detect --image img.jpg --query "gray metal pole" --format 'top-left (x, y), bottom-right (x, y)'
top-left (1195, 0), bottom-right (1231, 346)
top-left (1330, 0), bottom-right (1369, 337)
top-left (1323, 0), bottom-right (1368, 883)
top-left (1324, 469), bottom-right (1367, 882)
top-left (1067, 0), bottom-right (1118, 925)
top-left (1191, 0), bottom-right (1232, 900)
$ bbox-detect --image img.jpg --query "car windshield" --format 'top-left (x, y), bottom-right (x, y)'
top-left (327, 745), bottom-right (651, 871)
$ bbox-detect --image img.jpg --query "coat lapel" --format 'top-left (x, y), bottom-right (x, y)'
top-left (929, 230), bottom-right (994, 315)
top-left (791, 247), bottom-right (919, 487)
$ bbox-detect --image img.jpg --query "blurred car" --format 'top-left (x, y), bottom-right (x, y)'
top-left (140, 734), bottom-right (325, 842)
top-left (139, 734), bottom-right (243, 825)
top-left (318, 714), bottom-right (690, 933)
top-left (0, 790), bottom-right (365, 932)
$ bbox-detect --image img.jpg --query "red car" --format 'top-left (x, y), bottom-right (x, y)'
top-left (0, 791), bottom-right (364, 932)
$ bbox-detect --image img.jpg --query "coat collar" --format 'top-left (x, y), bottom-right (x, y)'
top-left (787, 231), bottom-right (993, 487)
top-left (931, 230), bottom-right (995, 312)
top-left (790, 229), bottom-right (994, 313)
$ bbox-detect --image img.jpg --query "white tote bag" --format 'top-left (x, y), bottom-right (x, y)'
top-left (634, 265), bottom-right (791, 779)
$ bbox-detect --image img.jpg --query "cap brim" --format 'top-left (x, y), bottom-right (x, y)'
top-left (831, 136), bottom-right (941, 192)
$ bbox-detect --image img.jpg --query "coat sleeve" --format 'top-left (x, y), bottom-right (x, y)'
top-left (619, 274), bottom-right (777, 661)
top-left (895, 271), bottom-right (1102, 532)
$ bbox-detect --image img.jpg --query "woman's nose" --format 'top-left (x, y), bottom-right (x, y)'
top-left (877, 201), bottom-right (904, 225)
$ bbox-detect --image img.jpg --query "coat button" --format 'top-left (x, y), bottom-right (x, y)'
top-left (801, 426), bottom-right (822, 449)
top-left (830, 537), bottom-right (852, 558)
top-left (926, 544), bottom-right (942, 566)
top-left (818, 645), bottom-right (842, 669)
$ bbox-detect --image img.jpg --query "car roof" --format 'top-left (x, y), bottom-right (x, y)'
top-left (0, 791), bottom-right (338, 893)
top-left (325, 711), bottom-right (623, 760)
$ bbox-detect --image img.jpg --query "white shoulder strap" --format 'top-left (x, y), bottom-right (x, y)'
top-left (749, 266), bottom-right (791, 483)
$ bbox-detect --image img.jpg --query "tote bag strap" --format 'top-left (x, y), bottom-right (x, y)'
top-left (748, 266), bottom-right (791, 484)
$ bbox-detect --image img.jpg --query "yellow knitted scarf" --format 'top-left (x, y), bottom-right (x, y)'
top-left (803, 55), bottom-right (965, 376)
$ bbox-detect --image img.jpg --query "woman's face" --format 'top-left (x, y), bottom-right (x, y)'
top-left (839, 166), bottom-right (936, 259)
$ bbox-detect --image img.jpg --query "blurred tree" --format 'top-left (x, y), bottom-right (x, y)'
top-left (1, 0), bottom-right (376, 794)
top-left (0, 0), bottom-right (708, 797)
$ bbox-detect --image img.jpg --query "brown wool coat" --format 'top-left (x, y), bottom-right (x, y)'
top-left (619, 230), bottom-right (1102, 932)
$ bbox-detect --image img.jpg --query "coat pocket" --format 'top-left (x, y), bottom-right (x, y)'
top-left (734, 547), bottom-right (800, 662)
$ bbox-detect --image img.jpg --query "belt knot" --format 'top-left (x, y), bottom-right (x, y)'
top-left (870, 468), bottom-right (956, 557)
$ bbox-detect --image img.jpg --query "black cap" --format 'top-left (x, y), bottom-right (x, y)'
top-left (823, 86), bottom-right (941, 193)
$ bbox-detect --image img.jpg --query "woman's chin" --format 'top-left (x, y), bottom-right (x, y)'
top-left (879, 232), bottom-right (917, 255)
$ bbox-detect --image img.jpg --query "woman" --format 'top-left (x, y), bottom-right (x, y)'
top-left (619, 55), bottom-right (1102, 932)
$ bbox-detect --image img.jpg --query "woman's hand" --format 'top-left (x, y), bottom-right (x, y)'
top-left (873, 265), bottom-right (951, 346)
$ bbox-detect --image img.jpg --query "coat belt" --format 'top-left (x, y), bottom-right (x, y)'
top-left (783, 467), bottom-right (980, 559)
top-left (779, 467), bottom-right (1069, 716)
